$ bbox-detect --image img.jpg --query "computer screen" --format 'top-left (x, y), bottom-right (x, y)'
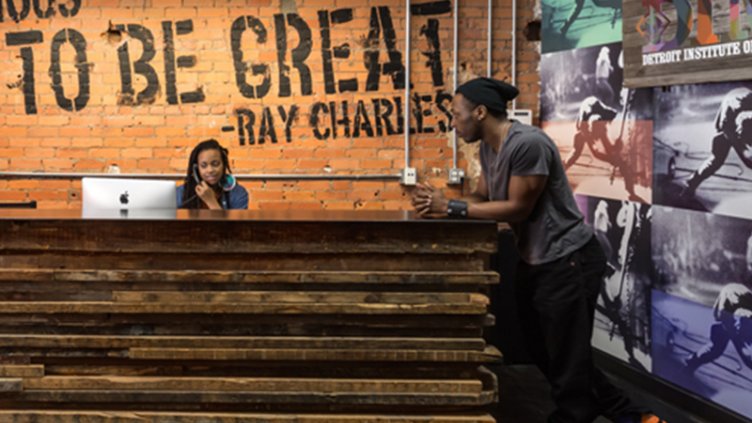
top-left (82, 178), bottom-right (177, 218)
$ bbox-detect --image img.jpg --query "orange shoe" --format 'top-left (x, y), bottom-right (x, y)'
top-left (616, 413), bottom-right (667, 423)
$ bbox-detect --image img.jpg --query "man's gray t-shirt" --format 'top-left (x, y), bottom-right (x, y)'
top-left (480, 121), bottom-right (593, 265)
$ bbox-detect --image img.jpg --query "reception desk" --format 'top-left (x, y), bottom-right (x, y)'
top-left (0, 209), bottom-right (500, 422)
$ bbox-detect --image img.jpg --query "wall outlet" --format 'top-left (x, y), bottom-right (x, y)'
top-left (400, 167), bottom-right (417, 186)
top-left (510, 109), bottom-right (533, 125)
top-left (448, 168), bottom-right (465, 185)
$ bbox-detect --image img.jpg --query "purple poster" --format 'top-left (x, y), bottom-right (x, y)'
top-left (653, 290), bottom-right (752, 419)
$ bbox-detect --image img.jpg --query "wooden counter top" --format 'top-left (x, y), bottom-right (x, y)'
top-left (0, 208), bottom-right (491, 224)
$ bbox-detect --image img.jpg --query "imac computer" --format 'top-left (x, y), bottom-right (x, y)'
top-left (82, 177), bottom-right (177, 219)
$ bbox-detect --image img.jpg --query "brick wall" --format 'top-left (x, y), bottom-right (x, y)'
top-left (0, 0), bottom-right (540, 210)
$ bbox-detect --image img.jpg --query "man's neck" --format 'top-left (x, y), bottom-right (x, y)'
top-left (483, 119), bottom-right (513, 153)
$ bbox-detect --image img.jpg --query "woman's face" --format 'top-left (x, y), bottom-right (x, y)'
top-left (196, 149), bottom-right (224, 186)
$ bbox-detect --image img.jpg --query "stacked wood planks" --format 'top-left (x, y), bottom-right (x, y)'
top-left (0, 210), bottom-right (500, 422)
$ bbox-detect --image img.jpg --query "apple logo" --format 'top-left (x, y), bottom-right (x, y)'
top-left (119, 191), bottom-right (129, 205)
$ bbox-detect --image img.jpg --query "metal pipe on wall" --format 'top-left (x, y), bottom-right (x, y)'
top-left (452, 0), bottom-right (459, 169)
top-left (0, 172), bottom-right (401, 181)
top-left (511, 0), bottom-right (517, 109)
top-left (487, 0), bottom-right (493, 77)
top-left (404, 0), bottom-right (412, 169)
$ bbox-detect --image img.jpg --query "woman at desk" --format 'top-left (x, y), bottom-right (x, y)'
top-left (177, 139), bottom-right (249, 210)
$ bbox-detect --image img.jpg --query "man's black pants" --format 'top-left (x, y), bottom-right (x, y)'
top-left (515, 235), bottom-right (642, 423)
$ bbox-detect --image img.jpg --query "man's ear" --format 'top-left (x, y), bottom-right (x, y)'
top-left (475, 104), bottom-right (487, 121)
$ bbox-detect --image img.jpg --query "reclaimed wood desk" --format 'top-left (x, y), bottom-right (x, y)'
top-left (0, 209), bottom-right (500, 422)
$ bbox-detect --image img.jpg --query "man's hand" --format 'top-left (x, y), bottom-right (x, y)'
top-left (411, 182), bottom-right (448, 218)
top-left (195, 181), bottom-right (221, 210)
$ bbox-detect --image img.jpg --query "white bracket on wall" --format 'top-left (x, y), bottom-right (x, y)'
top-left (511, 109), bottom-right (533, 125)
top-left (448, 168), bottom-right (465, 185)
top-left (400, 167), bottom-right (417, 186)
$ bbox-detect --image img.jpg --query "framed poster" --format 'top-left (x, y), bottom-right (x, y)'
top-left (624, 0), bottom-right (752, 88)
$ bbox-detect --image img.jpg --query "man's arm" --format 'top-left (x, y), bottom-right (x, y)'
top-left (466, 174), bottom-right (547, 223)
top-left (463, 172), bottom-right (489, 204)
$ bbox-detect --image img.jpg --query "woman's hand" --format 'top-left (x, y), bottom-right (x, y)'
top-left (195, 181), bottom-right (222, 210)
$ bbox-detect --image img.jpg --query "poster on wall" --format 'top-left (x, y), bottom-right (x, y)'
top-left (653, 81), bottom-right (752, 221)
top-left (652, 206), bottom-right (752, 309)
top-left (623, 0), bottom-right (752, 88)
top-left (541, 0), bottom-right (623, 53)
top-left (651, 206), bottom-right (752, 419)
top-left (577, 195), bottom-right (652, 372)
top-left (653, 290), bottom-right (752, 419)
top-left (541, 42), bottom-right (653, 203)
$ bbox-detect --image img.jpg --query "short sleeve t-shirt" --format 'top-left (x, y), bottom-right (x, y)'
top-left (480, 121), bottom-right (593, 265)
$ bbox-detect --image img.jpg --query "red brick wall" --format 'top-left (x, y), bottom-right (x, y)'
top-left (0, 0), bottom-right (540, 209)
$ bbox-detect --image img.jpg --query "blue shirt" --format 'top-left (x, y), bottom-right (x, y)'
top-left (176, 183), bottom-right (249, 210)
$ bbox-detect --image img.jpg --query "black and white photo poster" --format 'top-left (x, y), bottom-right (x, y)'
top-left (577, 195), bottom-right (653, 371)
top-left (654, 82), bottom-right (752, 221)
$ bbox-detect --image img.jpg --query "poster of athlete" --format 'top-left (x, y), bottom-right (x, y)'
top-left (541, 42), bottom-right (653, 203)
top-left (541, 0), bottom-right (622, 53)
top-left (651, 206), bottom-right (752, 419)
top-left (653, 82), bottom-right (752, 220)
top-left (577, 195), bottom-right (652, 372)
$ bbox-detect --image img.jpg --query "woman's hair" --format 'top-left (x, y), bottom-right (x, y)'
top-left (181, 139), bottom-right (233, 209)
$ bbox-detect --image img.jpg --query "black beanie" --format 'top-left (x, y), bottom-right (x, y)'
top-left (456, 77), bottom-right (519, 114)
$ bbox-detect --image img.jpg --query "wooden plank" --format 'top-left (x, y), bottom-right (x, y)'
top-left (0, 347), bottom-right (501, 363)
top-left (0, 220), bottom-right (497, 255)
top-left (0, 365), bottom-right (44, 378)
top-left (0, 302), bottom-right (487, 315)
top-left (0, 411), bottom-right (496, 422)
top-left (0, 335), bottom-right (486, 351)
top-left (0, 269), bottom-right (500, 285)
top-left (23, 376), bottom-right (482, 394)
top-left (0, 254), bottom-right (486, 272)
top-left (0, 314), bottom-right (486, 338)
top-left (0, 378), bottom-right (23, 393)
top-left (38, 363), bottom-right (486, 380)
top-left (128, 347), bottom-right (503, 363)
top-left (111, 291), bottom-right (489, 306)
top-left (11, 390), bottom-right (491, 406)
